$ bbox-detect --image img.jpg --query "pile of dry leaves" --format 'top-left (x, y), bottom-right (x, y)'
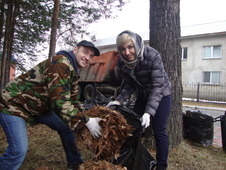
top-left (34, 160), bottom-right (127, 170)
top-left (75, 106), bottom-right (133, 161)
top-left (79, 160), bottom-right (127, 170)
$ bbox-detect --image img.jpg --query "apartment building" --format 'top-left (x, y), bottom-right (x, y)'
top-left (95, 21), bottom-right (226, 86)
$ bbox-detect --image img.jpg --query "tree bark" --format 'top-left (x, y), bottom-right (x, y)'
top-left (5, 0), bottom-right (20, 84)
top-left (148, 0), bottom-right (183, 149)
top-left (48, 0), bottom-right (60, 58)
top-left (0, 0), bottom-right (6, 48)
top-left (1, 0), bottom-right (13, 89)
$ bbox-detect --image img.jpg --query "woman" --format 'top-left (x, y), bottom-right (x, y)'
top-left (107, 30), bottom-right (172, 170)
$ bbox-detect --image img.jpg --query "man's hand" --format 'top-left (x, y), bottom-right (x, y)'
top-left (106, 101), bottom-right (120, 107)
top-left (141, 113), bottom-right (150, 129)
top-left (85, 117), bottom-right (102, 138)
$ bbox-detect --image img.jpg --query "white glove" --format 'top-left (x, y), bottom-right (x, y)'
top-left (85, 118), bottom-right (102, 138)
top-left (141, 113), bottom-right (150, 129)
top-left (106, 100), bottom-right (120, 107)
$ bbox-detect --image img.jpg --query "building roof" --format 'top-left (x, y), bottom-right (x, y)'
top-left (95, 21), bottom-right (226, 47)
top-left (181, 20), bottom-right (226, 36)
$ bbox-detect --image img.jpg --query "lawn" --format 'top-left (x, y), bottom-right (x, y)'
top-left (0, 124), bottom-right (226, 170)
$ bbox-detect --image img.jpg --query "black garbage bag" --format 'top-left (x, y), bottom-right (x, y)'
top-left (83, 91), bottom-right (112, 110)
top-left (221, 112), bottom-right (226, 152)
top-left (113, 105), bottom-right (156, 170)
top-left (183, 110), bottom-right (214, 146)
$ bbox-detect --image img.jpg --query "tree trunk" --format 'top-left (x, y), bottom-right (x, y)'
top-left (5, 0), bottom-right (20, 84)
top-left (48, 0), bottom-right (60, 58)
top-left (0, 0), bottom-right (13, 89)
top-left (0, 0), bottom-right (6, 48)
top-left (148, 0), bottom-right (183, 149)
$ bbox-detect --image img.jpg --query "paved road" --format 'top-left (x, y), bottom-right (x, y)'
top-left (183, 106), bottom-right (225, 126)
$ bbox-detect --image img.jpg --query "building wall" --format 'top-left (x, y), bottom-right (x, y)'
top-left (96, 32), bottom-right (226, 85)
top-left (98, 45), bottom-right (117, 54)
top-left (181, 32), bottom-right (226, 85)
top-left (9, 65), bottom-right (16, 80)
top-left (0, 64), bottom-right (16, 81)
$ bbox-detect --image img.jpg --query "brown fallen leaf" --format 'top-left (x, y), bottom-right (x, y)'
top-left (79, 160), bottom-right (127, 170)
top-left (35, 166), bottom-right (53, 170)
top-left (75, 106), bottom-right (133, 161)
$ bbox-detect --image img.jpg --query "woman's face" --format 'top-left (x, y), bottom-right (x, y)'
top-left (120, 40), bottom-right (135, 61)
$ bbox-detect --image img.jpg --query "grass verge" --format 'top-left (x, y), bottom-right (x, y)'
top-left (0, 124), bottom-right (225, 170)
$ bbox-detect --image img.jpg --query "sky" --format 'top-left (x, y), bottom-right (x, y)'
top-left (31, 0), bottom-right (226, 68)
top-left (88, 0), bottom-right (226, 40)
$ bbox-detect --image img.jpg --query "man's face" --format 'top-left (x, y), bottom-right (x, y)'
top-left (74, 46), bottom-right (95, 68)
top-left (120, 40), bottom-right (135, 61)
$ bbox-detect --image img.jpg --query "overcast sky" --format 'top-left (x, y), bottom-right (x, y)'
top-left (33, 0), bottom-right (226, 68)
top-left (88, 0), bottom-right (226, 40)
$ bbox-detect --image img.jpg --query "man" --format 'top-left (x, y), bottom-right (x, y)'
top-left (0, 40), bottom-right (102, 170)
top-left (107, 30), bottom-right (172, 170)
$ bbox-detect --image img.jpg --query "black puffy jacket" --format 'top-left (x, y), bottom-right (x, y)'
top-left (115, 46), bottom-right (171, 116)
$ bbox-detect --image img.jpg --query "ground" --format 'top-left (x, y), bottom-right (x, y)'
top-left (0, 123), bottom-right (226, 170)
top-left (182, 100), bottom-right (226, 109)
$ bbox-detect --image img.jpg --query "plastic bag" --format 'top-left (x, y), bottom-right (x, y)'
top-left (221, 112), bottom-right (226, 152)
top-left (113, 105), bottom-right (156, 170)
top-left (183, 110), bottom-right (214, 146)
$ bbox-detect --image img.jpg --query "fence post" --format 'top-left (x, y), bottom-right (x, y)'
top-left (196, 83), bottom-right (200, 102)
top-left (221, 111), bottom-right (226, 152)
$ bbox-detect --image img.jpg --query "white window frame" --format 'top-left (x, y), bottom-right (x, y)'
top-left (203, 71), bottom-right (221, 84)
top-left (203, 45), bottom-right (222, 59)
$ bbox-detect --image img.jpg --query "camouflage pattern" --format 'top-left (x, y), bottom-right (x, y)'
top-left (0, 54), bottom-right (86, 127)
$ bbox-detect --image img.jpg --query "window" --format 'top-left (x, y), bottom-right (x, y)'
top-left (182, 47), bottom-right (187, 60)
top-left (203, 71), bottom-right (220, 84)
top-left (203, 45), bottom-right (222, 59)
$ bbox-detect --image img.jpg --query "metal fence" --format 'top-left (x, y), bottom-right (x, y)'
top-left (182, 83), bottom-right (226, 103)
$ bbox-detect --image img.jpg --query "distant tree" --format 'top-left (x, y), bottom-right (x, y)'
top-left (0, 0), bottom-right (128, 88)
top-left (13, 0), bottom-right (52, 59)
top-left (48, 0), bottom-right (60, 58)
top-left (0, 0), bottom-right (5, 48)
top-left (0, 0), bottom-right (52, 88)
top-left (49, 0), bottom-right (128, 56)
top-left (147, 0), bottom-right (183, 149)
top-left (5, 0), bottom-right (20, 85)
top-left (0, 0), bottom-right (15, 88)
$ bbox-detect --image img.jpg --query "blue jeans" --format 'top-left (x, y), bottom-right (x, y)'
top-left (0, 112), bottom-right (83, 170)
top-left (0, 112), bottom-right (28, 170)
top-left (133, 95), bottom-right (171, 167)
top-left (34, 113), bottom-right (83, 167)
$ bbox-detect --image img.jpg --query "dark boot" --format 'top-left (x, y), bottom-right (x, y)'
top-left (67, 164), bottom-right (80, 170)
top-left (156, 165), bottom-right (167, 170)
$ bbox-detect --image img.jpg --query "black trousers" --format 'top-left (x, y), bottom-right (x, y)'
top-left (133, 95), bottom-right (171, 167)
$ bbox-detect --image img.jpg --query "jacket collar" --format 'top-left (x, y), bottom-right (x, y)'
top-left (56, 50), bottom-right (78, 74)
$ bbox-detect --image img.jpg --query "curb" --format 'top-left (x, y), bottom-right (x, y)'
top-left (183, 105), bottom-right (226, 111)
